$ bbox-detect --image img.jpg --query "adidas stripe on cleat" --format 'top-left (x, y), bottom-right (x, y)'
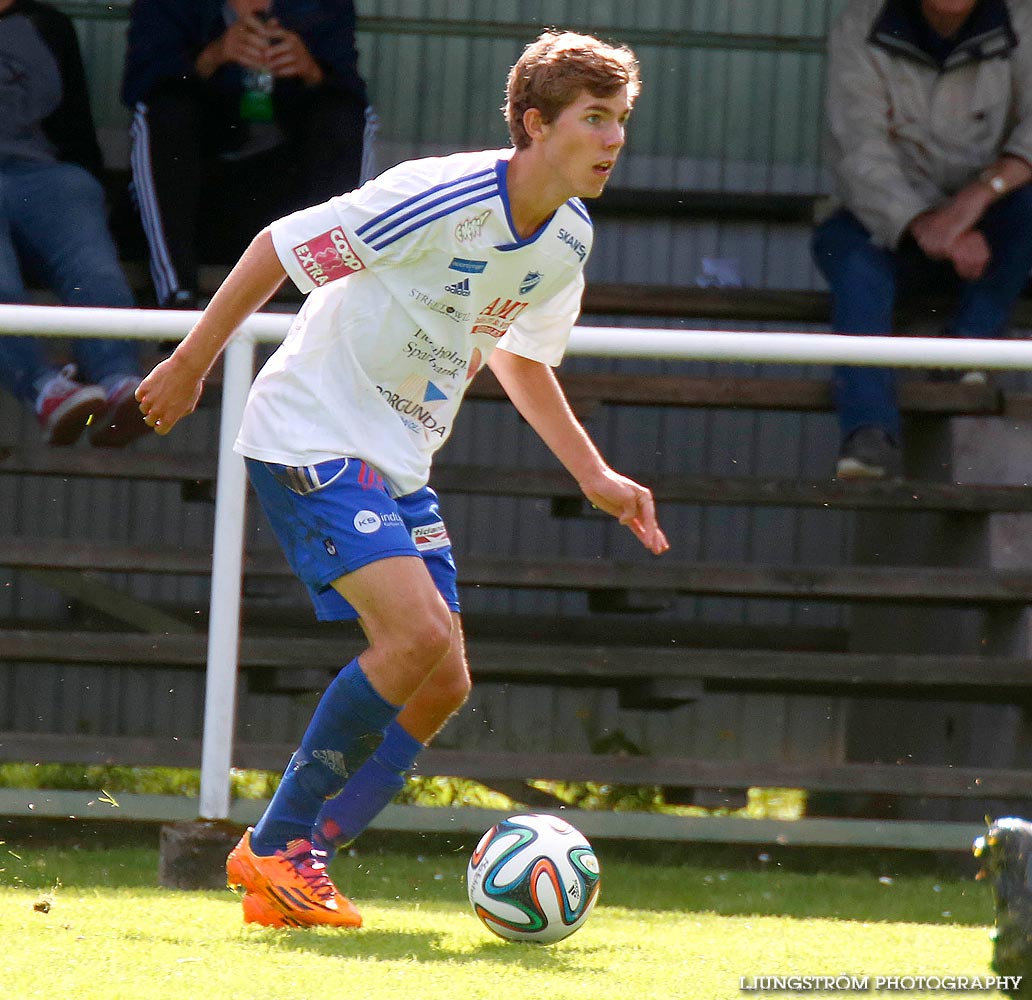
top-left (226, 828), bottom-right (362, 928)
top-left (242, 891), bottom-right (304, 928)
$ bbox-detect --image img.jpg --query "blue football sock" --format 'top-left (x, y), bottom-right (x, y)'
top-left (251, 658), bottom-right (399, 854)
top-left (313, 720), bottom-right (424, 860)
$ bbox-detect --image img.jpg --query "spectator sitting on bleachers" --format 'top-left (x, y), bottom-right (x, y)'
top-left (0, 0), bottom-right (148, 447)
top-left (814, 0), bottom-right (1032, 480)
top-left (122, 0), bottom-right (372, 310)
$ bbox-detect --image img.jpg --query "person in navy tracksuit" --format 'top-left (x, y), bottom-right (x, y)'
top-left (122, 0), bottom-right (371, 308)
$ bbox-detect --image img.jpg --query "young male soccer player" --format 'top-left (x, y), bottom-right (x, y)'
top-left (136, 29), bottom-right (669, 929)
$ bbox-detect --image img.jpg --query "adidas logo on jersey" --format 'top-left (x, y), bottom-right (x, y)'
top-left (445, 277), bottom-right (471, 296)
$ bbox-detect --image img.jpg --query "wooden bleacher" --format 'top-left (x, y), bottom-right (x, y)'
top-left (5, 361), bottom-right (1032, 820)
top-left (7, 184), bottom-right (1032, 842)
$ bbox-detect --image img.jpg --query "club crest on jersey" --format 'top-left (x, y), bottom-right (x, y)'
top-left (455, 209), bottom-right (491, 243)
top-left (520, 271), bottom-right (543, 294)
top-left (445, 277), bottom-right (471, 296)
top-left (471, 297), bottom-right (529, 339)
top-left (292, 228), bottom-right (365, 285)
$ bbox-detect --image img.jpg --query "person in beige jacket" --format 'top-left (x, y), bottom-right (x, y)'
top-left (813, 0), bottom-right (1032, 479)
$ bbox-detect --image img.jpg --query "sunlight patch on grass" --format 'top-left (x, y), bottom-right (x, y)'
top-left (0, 843), bottom-right (1004, 1000)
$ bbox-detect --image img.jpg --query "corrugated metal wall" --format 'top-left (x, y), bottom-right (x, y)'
top-left (2, 1), bottom-right (1014, 781)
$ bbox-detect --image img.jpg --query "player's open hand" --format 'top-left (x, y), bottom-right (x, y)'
top-left (580, 469), bottom-right (670, 555)
top-left (135, 355), bottom-right (206, 436)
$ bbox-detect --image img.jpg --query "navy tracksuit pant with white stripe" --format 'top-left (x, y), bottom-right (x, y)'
top-left (129, 78), bottom-right (369, 307)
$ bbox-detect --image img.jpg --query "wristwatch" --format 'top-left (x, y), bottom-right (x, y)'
top-left (979, 168), bottom-right (1008, 196)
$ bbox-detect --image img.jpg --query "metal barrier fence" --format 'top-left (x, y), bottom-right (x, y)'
top-left (4, 302), bottom-right (1032, 820)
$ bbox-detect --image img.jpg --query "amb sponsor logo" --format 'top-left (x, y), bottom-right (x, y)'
top-left (470, 297), bottom-right (529, 339)
top-left (292, 228), bottom-right (365, 285)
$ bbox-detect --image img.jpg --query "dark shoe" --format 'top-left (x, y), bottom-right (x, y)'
top-left (835, 427), bottom-right (902, 480)
top-left (35, 365), bottom-right (108, 446)
top-left (88, 375), bottom-right (150, 448)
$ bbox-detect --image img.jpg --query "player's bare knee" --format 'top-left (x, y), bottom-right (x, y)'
top-left (422, 606), bottom-right (455, 665)
top-left (437, 665), bottom-right (472, 713)
top-left (391, 607), bottom-right (453, 671)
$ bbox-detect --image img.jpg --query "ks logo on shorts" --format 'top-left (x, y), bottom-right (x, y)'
top-left (354, 509), bottom-right (403, 534)
top-left (292, 228), bottom-right (366, 286)
top-left (354, 510), bottom-right (382, 534)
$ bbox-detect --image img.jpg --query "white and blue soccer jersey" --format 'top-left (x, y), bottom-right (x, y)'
top-left (234, 148), bottom-right (593, 496)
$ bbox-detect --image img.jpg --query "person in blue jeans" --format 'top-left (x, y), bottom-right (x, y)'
top-left (814, 0), bottom-right (1032, 479)
top-left (0, 0), bottom-right (148, 446)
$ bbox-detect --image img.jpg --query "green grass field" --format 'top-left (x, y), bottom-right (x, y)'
top-left (0, 833), bottom-right (1010, 1000)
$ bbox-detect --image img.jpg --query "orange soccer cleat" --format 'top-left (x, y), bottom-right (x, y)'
top-left (241, 891), bottom-right (304, 928)
top-left (227, 828), bottom-right (362, 929)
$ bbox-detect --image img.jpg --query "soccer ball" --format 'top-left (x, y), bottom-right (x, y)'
top-left (466, 813), bottom-right (601, 943)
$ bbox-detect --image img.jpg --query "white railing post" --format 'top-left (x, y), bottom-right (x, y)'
top-left (199, 331), bottom-right (256, 820)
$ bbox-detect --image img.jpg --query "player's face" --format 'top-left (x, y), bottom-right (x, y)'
top-left (539, 87), bottom-right (630, 200)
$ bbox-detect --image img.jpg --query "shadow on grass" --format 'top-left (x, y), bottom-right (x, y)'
top-left (253, 924), bottom-right (593, 968)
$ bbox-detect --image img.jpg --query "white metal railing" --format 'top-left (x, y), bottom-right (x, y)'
top-left (4, 302), bottom-right (1032, 819)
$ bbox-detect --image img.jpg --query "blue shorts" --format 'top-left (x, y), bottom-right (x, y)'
top-left (246, 457), bottom-right (460, 622)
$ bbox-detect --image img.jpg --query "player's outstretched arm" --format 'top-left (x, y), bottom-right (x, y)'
top-left (487, 348), bottom-right (669, 555)
top-left (137, 230), bottom-right (287, 435)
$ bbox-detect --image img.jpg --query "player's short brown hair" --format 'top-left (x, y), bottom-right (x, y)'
top-left (505, 30), bottom-right (641, 149)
